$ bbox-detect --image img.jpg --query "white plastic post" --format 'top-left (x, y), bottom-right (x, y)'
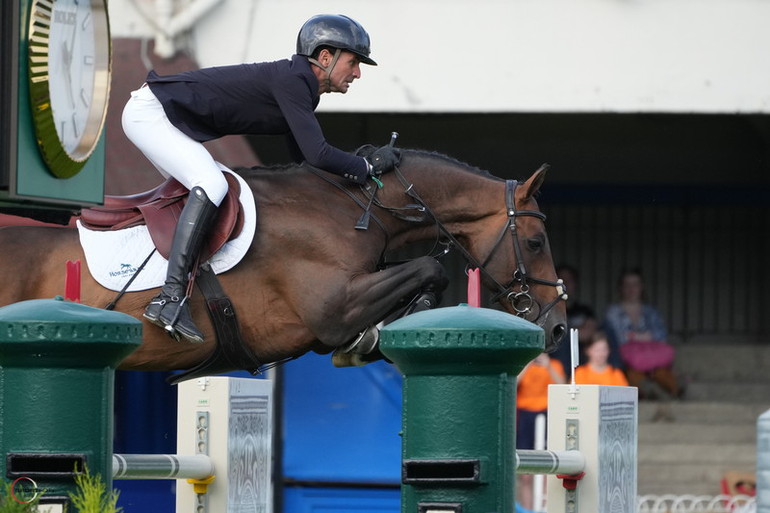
top-left (175, 376), bottom-right (273, 513)
top-left (758, 409), bottom-right (770, 513)
top-left (533, 412), bottom-right (547, 512)
top-left (546, 384), bottom-right (638, 513)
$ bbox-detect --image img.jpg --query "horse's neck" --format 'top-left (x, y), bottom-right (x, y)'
top-left (384, 161), bottom-right (504, 245)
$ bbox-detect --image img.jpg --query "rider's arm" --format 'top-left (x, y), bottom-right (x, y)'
top-left (273, 71), bottom-right (370, 183)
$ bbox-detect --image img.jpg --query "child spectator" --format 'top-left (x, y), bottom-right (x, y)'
top-left (575, 331), bottom-right (629, 387)
top-left (516, 353), bottom-right (566, 510)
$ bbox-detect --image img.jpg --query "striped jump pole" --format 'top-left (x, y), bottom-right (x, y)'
top-left (112, 454), bottom-right (214, 480)
top-left (515, 450), bottom-right (586, 476)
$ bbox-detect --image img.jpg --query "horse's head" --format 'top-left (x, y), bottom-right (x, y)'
top-left (371, 150), bottom-right (567, 352)
top-left (475, 165), bottom-right (568, 352)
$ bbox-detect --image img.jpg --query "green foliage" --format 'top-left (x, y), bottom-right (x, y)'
top-left (68, 467), bottom-right (122, 513)
top-left (0, 466), bottom-right (121, 513)
top-left (0, 479), bottom-right (41, 513)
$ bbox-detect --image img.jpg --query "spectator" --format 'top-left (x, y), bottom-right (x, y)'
top-left (602, 268), bottom-right (683, 420)
top-left (516, 353), bottom-right (566, 510)
top-left (575, 331), bottom-right (629, 386)
top-left (552, 264), bottom-right (599, 370)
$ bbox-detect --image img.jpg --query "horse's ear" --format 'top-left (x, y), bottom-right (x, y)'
top-left (523, 163), bottom-right (549, 200)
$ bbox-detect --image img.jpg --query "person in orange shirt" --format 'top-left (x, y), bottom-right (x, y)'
top-left (575, 331), bottom-right (629, 387)
top-left (516, 352), bottom-right (566, 510)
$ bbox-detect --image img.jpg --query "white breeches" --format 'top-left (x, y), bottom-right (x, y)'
top-left (121, 85), bottom-right (228, 206)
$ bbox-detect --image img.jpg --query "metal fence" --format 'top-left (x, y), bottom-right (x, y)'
top-left (390, 201), bottom-right (770, 343)
top-left (637, 494), bottom-right (756, 513)
top-left (547, 203), bottom-right (770, 343)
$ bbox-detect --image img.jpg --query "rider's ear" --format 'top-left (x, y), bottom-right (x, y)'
top-left (317, 48), bottom-right (333, 66)
top-left (523, 163), bottom-right (549, 200)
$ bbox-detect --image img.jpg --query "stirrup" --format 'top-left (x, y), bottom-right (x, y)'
top-left (143, 293), bottom-right (176, 324)
top-left (161, 297), bottom-right (205, 344)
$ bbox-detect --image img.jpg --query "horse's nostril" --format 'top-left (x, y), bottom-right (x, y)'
top-left (552, 324), bottom-right (567, 344)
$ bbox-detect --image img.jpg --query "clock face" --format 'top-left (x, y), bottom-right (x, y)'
top-left (48, 0), bottom-right (98, 156)
top-left (28, 0), bottom-right (111, 178)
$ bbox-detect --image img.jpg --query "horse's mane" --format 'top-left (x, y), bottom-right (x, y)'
top-left (405, 148), bottom-right (497, 179)
top-left (234, 147), bottom-right (498, 180)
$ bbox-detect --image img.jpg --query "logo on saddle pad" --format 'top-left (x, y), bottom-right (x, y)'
top-left (109, 263), bottom-right (139, 278)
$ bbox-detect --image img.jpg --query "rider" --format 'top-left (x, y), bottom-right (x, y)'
top-left (122, 14), bottom-right (400, 344)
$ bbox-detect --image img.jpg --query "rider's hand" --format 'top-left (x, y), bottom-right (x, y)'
top-left (367, 146), bottom-right (401, 175)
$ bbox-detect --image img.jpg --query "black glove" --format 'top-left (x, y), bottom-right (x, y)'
top-left (367, 146), bottom-right (401, 175)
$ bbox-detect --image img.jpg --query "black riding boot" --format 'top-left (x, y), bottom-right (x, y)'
top-left (144, 187), bottom-right (218, 343)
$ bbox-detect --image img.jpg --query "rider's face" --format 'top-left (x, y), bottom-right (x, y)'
top-left (327, 51), bottom-right (362, 94)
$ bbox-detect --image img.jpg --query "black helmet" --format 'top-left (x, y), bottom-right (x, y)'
top-left (297, 14), bottom-right (377, 65)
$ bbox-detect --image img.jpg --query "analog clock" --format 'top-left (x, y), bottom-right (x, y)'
top-left (28, 0), bottom-right (111, 178)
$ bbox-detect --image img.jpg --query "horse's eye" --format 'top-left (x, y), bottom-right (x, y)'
top-left (527, 237), bottom-right (544, 252)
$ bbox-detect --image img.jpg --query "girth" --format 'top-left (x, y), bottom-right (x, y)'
top-left (166, 264), bottom-right (261, 385)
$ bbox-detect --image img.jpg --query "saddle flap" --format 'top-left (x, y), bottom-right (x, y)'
top-left (80, 179), bottom-right (189, 230)
top-left (80, 173), bottom-right (245, 261)
top-left (201, 173), bottom-right (243, 261)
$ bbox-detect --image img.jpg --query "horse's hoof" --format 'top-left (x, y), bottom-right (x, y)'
top-left (331, 351), bottom-right (369, 368)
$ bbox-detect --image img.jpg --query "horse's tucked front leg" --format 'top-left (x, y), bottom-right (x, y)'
top-left (312, 256), bottom-right (448, 351)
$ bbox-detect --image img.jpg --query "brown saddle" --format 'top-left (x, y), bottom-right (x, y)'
top-left (80, 173), bottom-right (245, 261)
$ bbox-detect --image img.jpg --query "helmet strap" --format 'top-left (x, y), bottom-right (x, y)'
top-left (308, 48), bottom-right (342, 92)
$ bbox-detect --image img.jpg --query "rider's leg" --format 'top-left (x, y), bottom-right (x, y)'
top-left (145, 187), bottom-right (218, 343)
top-left (122, 85), bottom-right (228, 343)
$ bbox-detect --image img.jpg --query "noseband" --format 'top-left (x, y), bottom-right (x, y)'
top-left (388, 172), bottom-right (567, 324)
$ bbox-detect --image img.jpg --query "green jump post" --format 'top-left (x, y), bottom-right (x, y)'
top-left (0, 297), bottom-right (142, 510)
top-left (380, 304), bottom-right (543, 513)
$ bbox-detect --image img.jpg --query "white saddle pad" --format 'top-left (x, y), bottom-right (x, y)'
top-left (77, 167), bottom-right (257, 292)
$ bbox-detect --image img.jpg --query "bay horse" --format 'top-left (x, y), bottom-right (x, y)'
top-left (0, 148), bottom-right (567, 377)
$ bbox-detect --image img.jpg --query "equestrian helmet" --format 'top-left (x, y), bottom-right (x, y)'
top-left (296, 14), bottom-right (377, 65)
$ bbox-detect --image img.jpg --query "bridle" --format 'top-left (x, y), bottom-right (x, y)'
top-left (305, 158), bottom-right (568, 324)
top-left (383, 168), bottom-right (568, 324)
top-left (480, 179), bottom-right (568, 321)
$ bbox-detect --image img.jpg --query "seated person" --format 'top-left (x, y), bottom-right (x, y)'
top-left (602, 267), bottom-right (682, 400)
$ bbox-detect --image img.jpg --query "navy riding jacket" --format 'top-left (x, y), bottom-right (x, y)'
top-left (146, 55), bottom-right (368, 183)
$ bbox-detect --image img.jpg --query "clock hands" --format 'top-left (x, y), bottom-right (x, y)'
top-left (59, 1), bottom-right (83, 146)
top-left (61, 40), bottom-right (76, 109)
